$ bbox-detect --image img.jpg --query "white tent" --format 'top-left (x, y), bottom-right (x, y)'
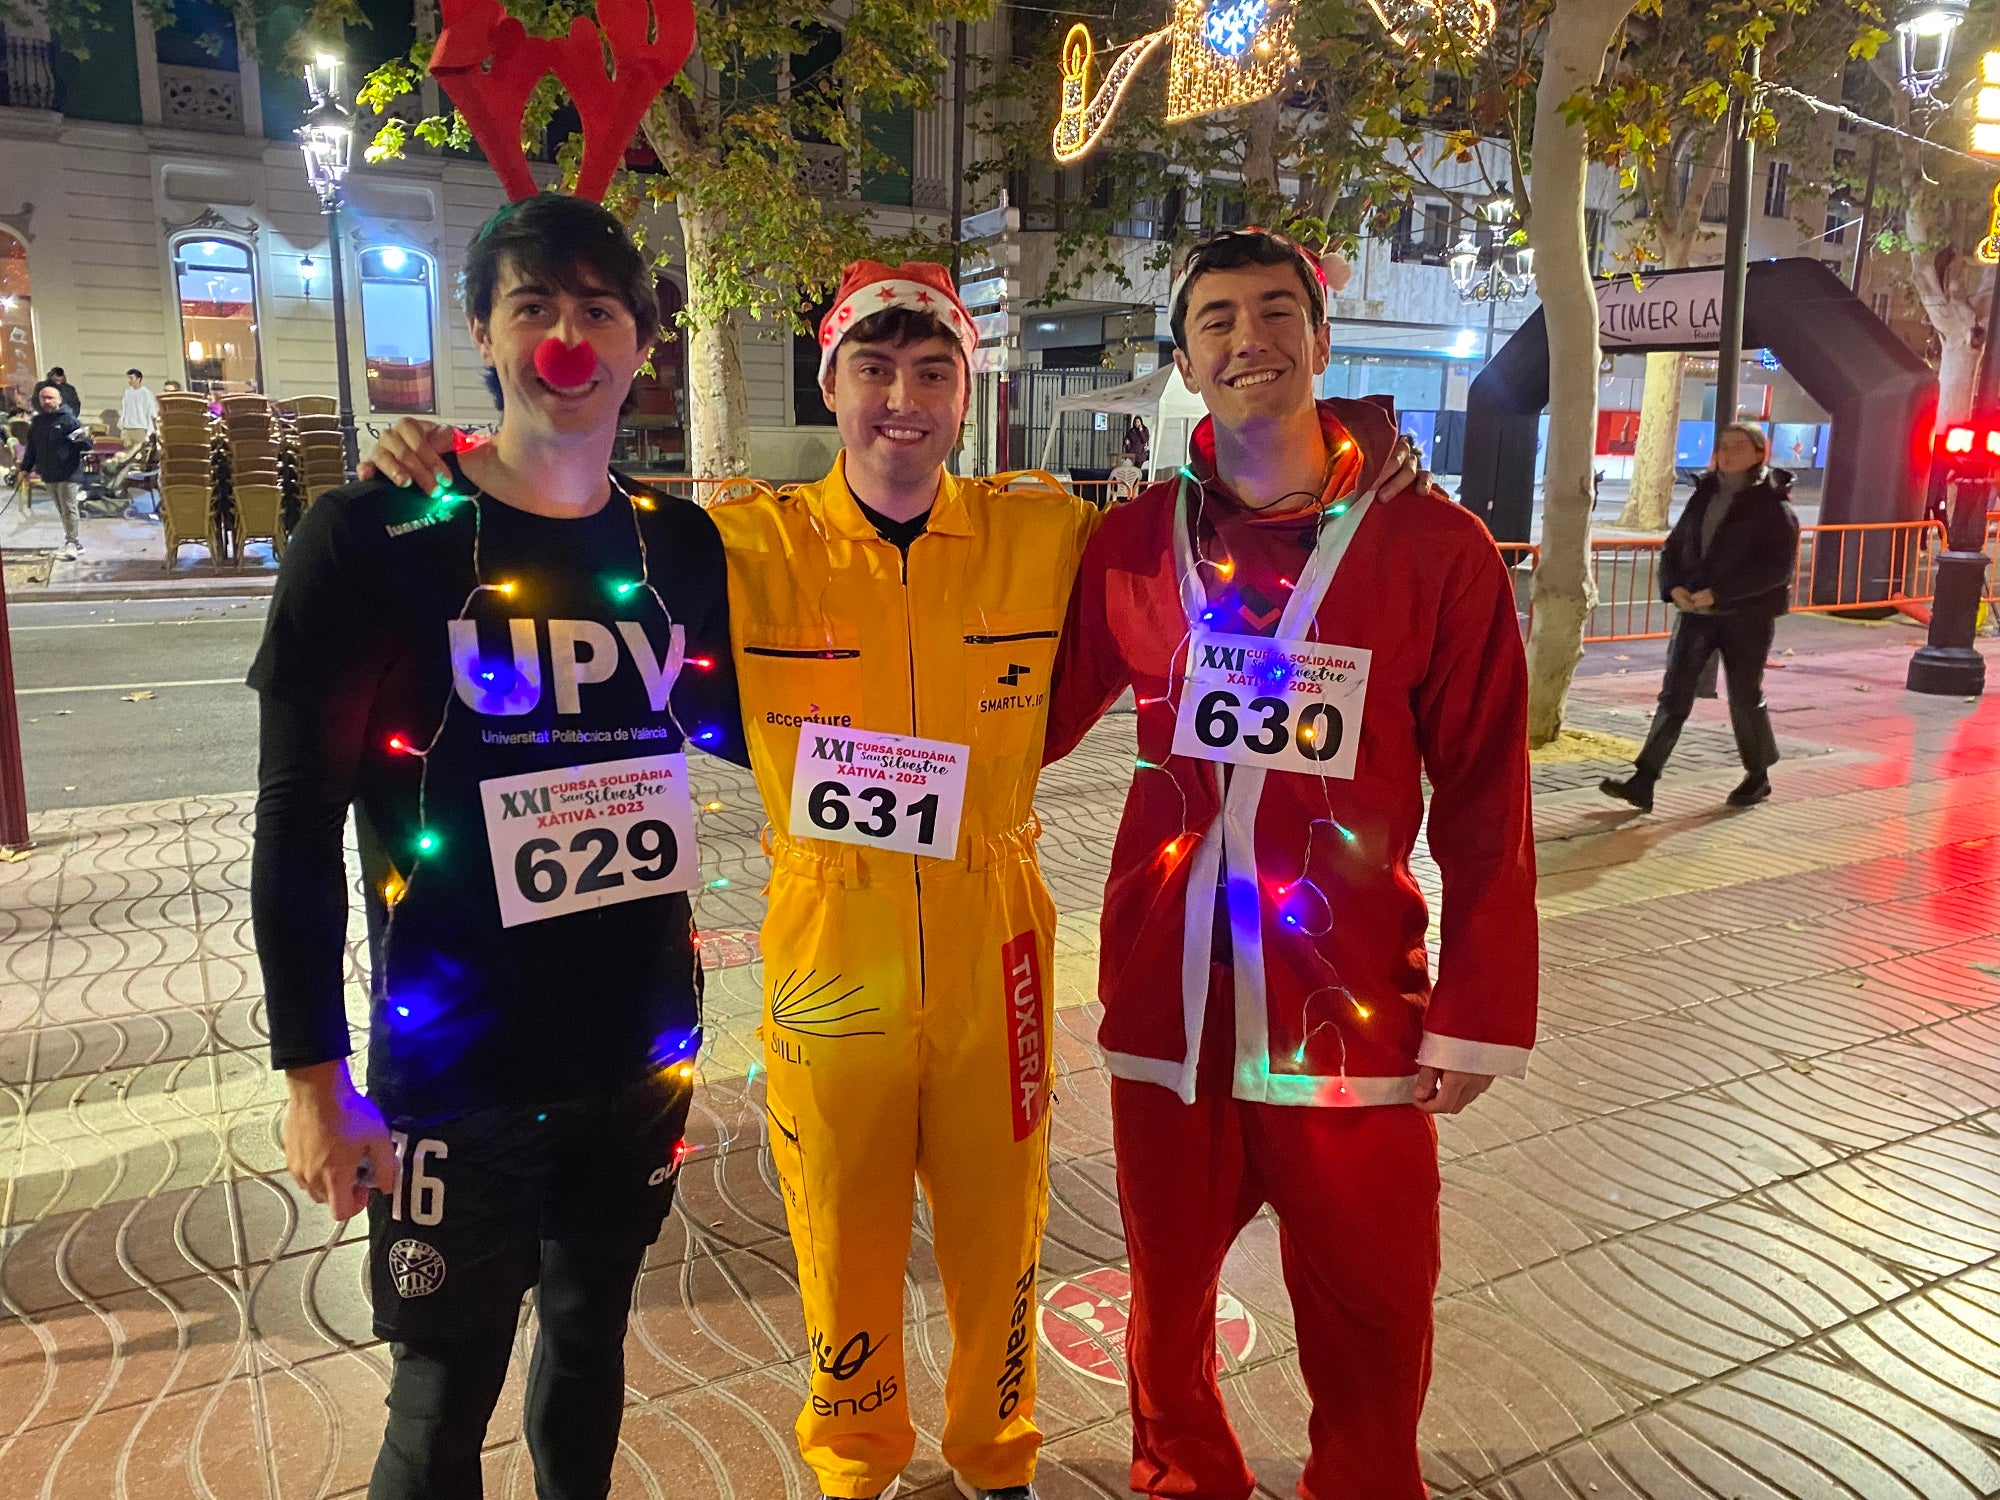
top-left (1036, 365), bottom-right (1209, 474)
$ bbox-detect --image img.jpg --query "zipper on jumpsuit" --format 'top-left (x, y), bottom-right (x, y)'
top-left (897, 537), bottom-right (929, 1006)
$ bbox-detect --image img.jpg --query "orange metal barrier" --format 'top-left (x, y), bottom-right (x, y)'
top-left (627, 475), bottom-right (752, 505)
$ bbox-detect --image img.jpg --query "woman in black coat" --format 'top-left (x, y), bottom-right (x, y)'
top-left (1602, 422), bottom-right (1801, 812)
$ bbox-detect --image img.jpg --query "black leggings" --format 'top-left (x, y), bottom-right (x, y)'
top-left (368, 1230), bottom-right (652, 1500)
top-left (1635, 610), bottom-right (1779, 780)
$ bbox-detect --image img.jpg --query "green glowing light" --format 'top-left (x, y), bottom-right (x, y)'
top-left (416, 831), bottom-right (439, 854)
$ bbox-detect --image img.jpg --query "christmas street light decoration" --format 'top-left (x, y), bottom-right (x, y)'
top-left (1971, 50), bottom-right (2000, 156)
top-left (1052, 0), bottom-right (1493, 163)
top-left (1364, 0), bottom-right (1496, 54)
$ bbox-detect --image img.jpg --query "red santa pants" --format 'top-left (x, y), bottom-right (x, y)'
top-left (1110, 989), bottom-right (1441, 1500)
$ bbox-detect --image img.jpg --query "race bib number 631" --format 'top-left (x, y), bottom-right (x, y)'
top-left (480, 753), bottom-right (699, 927)
top-left (788, 727), bottom-right (969, 858)
top-left (1171, 629), bottom-right (1371, 779)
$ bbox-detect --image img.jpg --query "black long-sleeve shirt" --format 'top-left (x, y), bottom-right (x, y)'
top-left (248, 465), bottom-right (746, 1116)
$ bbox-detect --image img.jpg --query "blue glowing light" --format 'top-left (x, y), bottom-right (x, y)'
top-left (395, 1005), bottom-right (410, 1018)
top-left (1202, 0), bottom-right (1268, 58)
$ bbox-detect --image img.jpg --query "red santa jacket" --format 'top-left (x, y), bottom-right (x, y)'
top-left (1045, 398), bottom-right (1538, 1105)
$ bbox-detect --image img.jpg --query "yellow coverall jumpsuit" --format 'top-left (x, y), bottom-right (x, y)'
top-left (710, 456), bottom-right (1096, 1498)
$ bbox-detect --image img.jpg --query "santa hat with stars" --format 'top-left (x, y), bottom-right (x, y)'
top-left (817, 260), bottom-right (979, 382)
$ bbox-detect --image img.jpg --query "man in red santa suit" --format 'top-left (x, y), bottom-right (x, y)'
top-left (1044, 227), bottom-right (1538, 1500)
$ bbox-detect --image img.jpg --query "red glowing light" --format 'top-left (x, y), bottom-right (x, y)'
top-left (1944, 425), bottom-right (1975, 455)
top-left (690, 655), bottom-right (715, 670)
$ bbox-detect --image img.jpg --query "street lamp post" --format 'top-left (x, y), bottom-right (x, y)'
top-left (1893, 0), bottom-right (1986, 697)
top-left (1448, 195), bottom-right (1536, 362)
top-left (299, 53), bottom-right (360, 475)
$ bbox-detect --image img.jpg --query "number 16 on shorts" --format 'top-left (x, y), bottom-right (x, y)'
top-left (1172, 629), bottom-right (1371, 779)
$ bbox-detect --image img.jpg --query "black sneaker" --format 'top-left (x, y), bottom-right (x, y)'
top-left (954, 1479), bottom-right (1036, 1500)
top-left (1726, 772), bottom-right (1771, 807)
top-left (1598, 775), bottom-right (1654, 813)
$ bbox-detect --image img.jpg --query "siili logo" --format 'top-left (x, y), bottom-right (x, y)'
top-left (997, 662), bottom-right (1033, 687)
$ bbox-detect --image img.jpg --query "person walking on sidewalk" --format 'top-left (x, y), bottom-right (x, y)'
top-left (119, 368), bottom-right (159, 449)
top-left (1601, 422), bottom-right (1799, 813)
top-left (15, 381), bottom-right (93, 559)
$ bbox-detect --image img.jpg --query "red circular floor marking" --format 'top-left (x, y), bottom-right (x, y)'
top-left (1039, 1264), bottom-right (1257, 1385)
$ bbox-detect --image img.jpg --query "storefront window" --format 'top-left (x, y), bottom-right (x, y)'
top-left (360, 245), bottom-right (436, 414)
top-left (0, 230), bottom-right (37, 414)
top-left (175, 237), bottom-right (261, 395)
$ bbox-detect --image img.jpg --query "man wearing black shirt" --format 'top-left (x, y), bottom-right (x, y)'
top-left (248, 194), bottom-right (742, 1500)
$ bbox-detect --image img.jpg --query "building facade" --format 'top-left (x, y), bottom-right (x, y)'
top-left (0, 0), bottom-right (958, 481)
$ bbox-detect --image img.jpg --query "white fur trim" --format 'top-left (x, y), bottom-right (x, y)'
top-left (817, 279), bottom-right (978, 381)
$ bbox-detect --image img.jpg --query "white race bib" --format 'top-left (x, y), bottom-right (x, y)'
top-left (788, 726), bottom-right (969, 858)
top-left (1171, 629), bottom-right (1371, 779)
top-left (480, 753), bottom-right (699, 928)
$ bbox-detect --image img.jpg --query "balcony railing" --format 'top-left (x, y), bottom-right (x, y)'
top-left (0, 35), bottom-right (58, 111)
top-left (160, 63), bottom-right (243, 134)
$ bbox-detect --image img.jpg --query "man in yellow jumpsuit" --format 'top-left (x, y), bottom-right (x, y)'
top-left (710, 261), bottom-right (1090, 1500)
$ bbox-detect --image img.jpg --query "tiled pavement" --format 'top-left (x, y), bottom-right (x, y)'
top-left (3, 624), bottom-right (1999, 1499)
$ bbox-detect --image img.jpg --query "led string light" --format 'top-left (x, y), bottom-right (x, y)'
top-left (1159, 465), bottom-right (1387, 1084)
top-left (378, 471), bottom-right (726, 1056)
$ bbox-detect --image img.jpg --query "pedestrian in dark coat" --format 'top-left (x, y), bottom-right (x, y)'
top-left (13, 382), bottom-right (94, 556)
top-left (1602, 422), bottom-right (1800, 812)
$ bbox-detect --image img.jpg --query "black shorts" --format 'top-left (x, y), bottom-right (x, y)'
top-left (366, 1069), bottom-right (693, 1343)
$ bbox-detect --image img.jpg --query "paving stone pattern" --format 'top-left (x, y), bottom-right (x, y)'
top-left (2, 632), bottom-right (1999, 1499)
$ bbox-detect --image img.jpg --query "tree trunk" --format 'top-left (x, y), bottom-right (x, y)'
top-left (1933, 312), bottom-right (1979, 427)
top-left (1523, 0), bottom-right (1634, 747)
top-left (1242, 97), bottom-right (1281, 197)
top-left (1616, 349), bottom-right (1684, 529)
top-left (679, 204), bottom-right (753, 478)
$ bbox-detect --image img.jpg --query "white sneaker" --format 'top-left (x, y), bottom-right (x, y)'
top-left (57, 540), bottom-right (79, 561)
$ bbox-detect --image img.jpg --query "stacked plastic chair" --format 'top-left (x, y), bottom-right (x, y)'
top-left (220, 393), bottom-right (285, 566)
top-left (277, 396), bottom-right (347, 520)
top-left (155, 392), bottom-right (224, 571)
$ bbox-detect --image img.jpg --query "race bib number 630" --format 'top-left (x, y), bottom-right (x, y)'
top-left (480, 753), bottom-right (699, 927)
top-left (788, 727), bottom-right (969, 858)
top-left (1171, 629), bottom-right (1371, 779)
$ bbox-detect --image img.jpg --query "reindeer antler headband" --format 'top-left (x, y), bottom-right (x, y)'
top-left (429, 0), bottom-right (697, 204)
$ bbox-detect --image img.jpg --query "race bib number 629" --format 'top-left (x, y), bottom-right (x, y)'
top-left (788, 727), bottom-right (969, 858)
top-left (1171, 629), bottom-right (1371, 779)
top-left (480, 753), bottom-right (699, 927)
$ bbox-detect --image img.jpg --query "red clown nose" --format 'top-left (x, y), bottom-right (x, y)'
top-left (532, 337), bottom-right (598, 389)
